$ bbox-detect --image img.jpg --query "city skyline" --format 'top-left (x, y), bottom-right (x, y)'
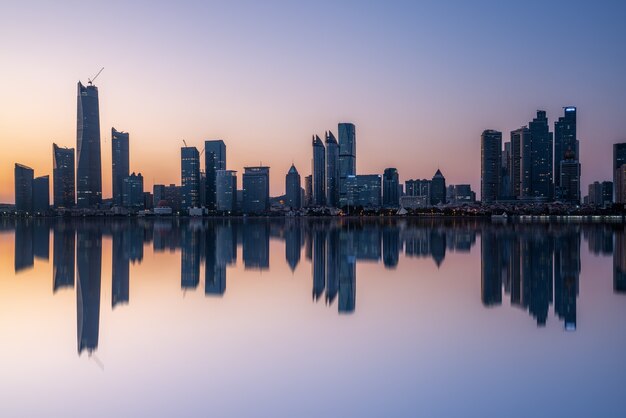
top-left (2, 1), bottom-right (626, 203)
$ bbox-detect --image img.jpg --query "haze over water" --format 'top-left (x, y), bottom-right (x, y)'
top-left (0, 218), bottom-right (624, 417)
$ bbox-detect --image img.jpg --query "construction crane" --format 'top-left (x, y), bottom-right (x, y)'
top-left (182, 139), bottom-right (188, 147)
top-left (88, 67), bottom-right (104, 85)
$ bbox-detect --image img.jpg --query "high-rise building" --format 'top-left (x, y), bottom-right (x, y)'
top-left (510, 127), bottom-right (528, 198)
top-left (312, 135), bottom-right (326, 206)
top-left (354, 174), bottom-right (382, 208)
top-left (111, 128), bottom-right (129, 206)
top-left (216, 170), bottom-right (237, 212)
top-left (613, 143), bottom-right (626, 203)
top-left (325, 131), bottom-right (339, 207)
top-left (52, 144), bottom-right (75, 208)
top-left (304, 175), bottom-right (312, 207)
top-left (405, 179), bottom-right (431, 198)
top-left (481, 130), bottom-right (502, 202)
top-left (338, 123), bottom-right (356, 207)
top-left (285, 164), bottom-right (301, 209)
top-left (205, 140), bottom-right (226, 210)
top-left (501, 141), bottom-right (511, 198)
top-left (431, 169), bottom-right (446, 205)
top-left (382, 168), bottom-right (400, 207)
top-left (76, 81), bottom-right (102, 208)
top-left (554, 107), bottom-right (578, 199)
top-left (122, 172), bottom-right (144, 208)
top-left (33, 175), bottom-right (50, 213)
top-left (559, 150), bottom-right (580, 204)
top-left (526, 110), bottom-right (553, 199)
top-left (14, 163), bottom-right (34, 213)
top-left (242, 166), bottom-right (270, 214)
top-left (181, 146), bottom-right (200, 209)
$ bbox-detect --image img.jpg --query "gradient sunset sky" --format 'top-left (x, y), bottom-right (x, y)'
top-left (1, 0), bottom-right (625, 202)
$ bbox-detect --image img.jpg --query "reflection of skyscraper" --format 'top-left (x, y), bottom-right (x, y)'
top-left (181, 226), bottom-right (200, 289)
top-left (77, 227), bottom-right (102, 354)
top-left (14, 220), bottom-right (34, 272)
top-left (33, 220), bottom-right (50, 260)
top-left (111, 128), bottom-right (130, 206)
top-left (242, 222), bottom-right (270, 270)
top-left (112, 227), bottom-right (130, 307)
top-left (382, 226), bottom-right (400, 268)
top-left (205, 226), bottom-right (226, 295)
top-left (554, 230), bottom-right (580, 330)
top-left (53, 221), bottom-right (75, 292)
top-left (285, 221), bottom-right (302, 271)
top-left (76, 82), bottom-right (102, 208)
top-left (338, 229), bottom-right (356, 313)
top-left (325, 228), bottom-right (339, 304)
top-left (481, 230), bottom-right (502, 306)
top-left (521, 234), bottom-right (553, 326)
top-left (430, 229), bottom-right (446, 267)
top-left (312, 229), bottom-right (326, 300)
top-left (53, 143), bottom-right (75, 208)
top-left (614, 230), bottom-right (626, 293)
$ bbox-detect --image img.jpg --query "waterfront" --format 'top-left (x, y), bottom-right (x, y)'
top-left (0, 218), bottom-right (625, 417)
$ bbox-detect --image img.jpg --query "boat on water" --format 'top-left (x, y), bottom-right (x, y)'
top-left (491, 212), bottom-right (508, 221)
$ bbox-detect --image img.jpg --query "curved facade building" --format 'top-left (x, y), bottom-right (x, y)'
top-left (76, 82), bottom-right (102, 208)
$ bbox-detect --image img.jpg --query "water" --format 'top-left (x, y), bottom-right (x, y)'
top-left (0, 218), bottom-right (624, 417)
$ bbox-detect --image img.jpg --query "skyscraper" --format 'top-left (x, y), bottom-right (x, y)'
top-left (76, 81), bottom-right (102, 208)
top-left (242, 166), bottom-right (270, 214)
top-left (338, 123), bottom-right (356, 207)
top-left (481, 130), bottom-right (502, 202)
top-left (431, 169), bottom-right (446, 205)
top-left (312, 135), bottom-right (326, 206)
top-left (526, 110), bottom-right (553, 199)
top-left (554, 107), bottom-right (578, 200)
top-left (181, 146), bottom-right (200, 209)
top-left (613, 143), bottom-right (626, 203)
top-left (509, 127), bottom-right (528, 198)
top-left (285, 164), bottom-right (301, 209)
top-left (32, 175), bottom-right (50, 213)
top-left (382, 168), bottom-right (400, 207)
top-left (111, 128), bottom-right (129, 206)
top-left (52, 143), bottom-right (75, 208)
top-left (122, 172), bottom-right (144, 208)
top-left (325, 131), bottom-right (339, 207)
top-left (14, 163), bottom-right (34, 213)
top-left (205, 140), bottom-right (226, 210)
top-left (304, 175), bottom-right (312, 207)
top-left (216, 170), bottom-right (237, 212)
top-left (560, 150), bottom-right (581, 204)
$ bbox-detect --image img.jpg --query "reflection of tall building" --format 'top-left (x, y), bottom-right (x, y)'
top-left (554, 230), bottom-right (580, 330)
top-left (76, 227), bottom-right (102, 354)
top-left (181, 226), bottom-right (200, 289)
top-left (481, 230), bottom-right (502, 306)
top-left (242, 222), bottom-right (270, 270)
top-left (325, 229), bottom-right (339, 304)
top-left (382, 226), bottom-right (400, 268)
top-left (53, 222), bottom-right (75, 292)
top-left (205, 226), bottom-right (226, 295)
top-left (430, 230), bottom-right (446, 267)
top-left (14, 221), bottom-right (34, 272)
top-left (614, 230), bottom-right (626, 293)
top-left (312, 229), bottom-right (326, 300)
top-left (112, 228), bottom-right (130, 307)
top-left (338, 230), bottom-right (356, 313)
top-left (285, 221), bottom-right (302, 271)
top-left (521, 235), bottom-right (553, 326)
top-left (33, 220), bottom-right (50, 260)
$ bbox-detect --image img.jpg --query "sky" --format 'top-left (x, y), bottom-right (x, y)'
top-left (1, 0), bottom-right (626, 202)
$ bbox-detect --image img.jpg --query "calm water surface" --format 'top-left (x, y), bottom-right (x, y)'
top-left (0, 218), bottom-right (624, 417)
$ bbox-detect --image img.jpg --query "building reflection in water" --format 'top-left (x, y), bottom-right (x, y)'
top-left (8, 218), bottom-right (625, 356)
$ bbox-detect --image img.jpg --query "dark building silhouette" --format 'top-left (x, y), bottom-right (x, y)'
top-left (312, 135), bottom-right (326, 206)
top-left (76, 227), bottom-right (102, 354)
top-left (52, 144), bottom-right (75, 208)
top-left (325, 131), bottom-right (339, 207)
top-left (383, 168), bottom-right (400, 208)
top-left (14, 163), bottom-right (34, 213)
top-left (525, 111), bottom-right (553, 199)
top-left (76, 81), bottom-right (102, 208)
top-left (32, 175), bottom-right (50, 213)
top-left (122, 172), bottom-right (144, 208)
top-left (216, 170), bottom-right (237, 212)
top-left (111, 128), bottom-right (130, 207)
top-left (53, 222), bottom-right (75, 292)
top-left (285, 164), bottom-right (301, 209)
top-left (205, 140), bottom-right (226, 210)
top-left (554, 107), bottom-right (579, 202)
top-left (181, 146), bottom-right (200, 209)
top-left (509, 127), bottom-right (528, 198)
top-left (613, 143), bottom-right (626, 203)
top-left (338, 123), bottom-right (356, 207)
top-left (481, 130), bottom-right (502, 202)
top-left (242, 167), bottom-right (270, 214)
top-left (430, 169), bottom-right (446, 205)
top-left (304, 174), bottom-right (313, 207)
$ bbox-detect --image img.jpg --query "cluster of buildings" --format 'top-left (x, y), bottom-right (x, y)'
top-left (9, 80), bottom-right (626, 216)
top-left (480, 107), bottom-right (623, 208)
